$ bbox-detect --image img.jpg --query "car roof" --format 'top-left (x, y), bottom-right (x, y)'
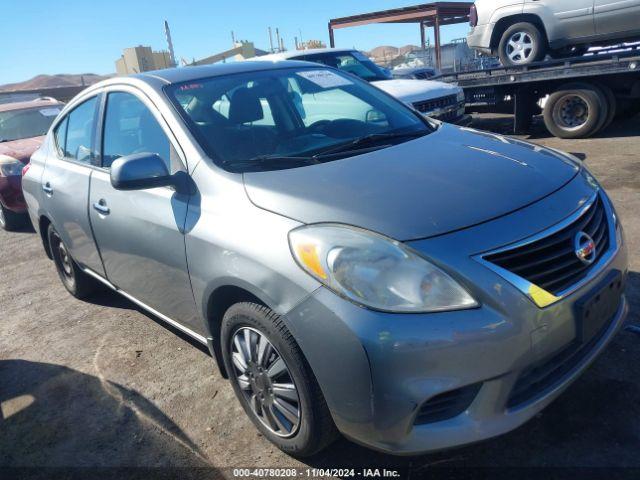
top-left (64, 60), bottom-right (333, 108)
top-left (133, 60), bottom-right (322, 85)
top-left (255, 48), bottom-right (357, 62)
top-left (0, 97), bottom-right (64, 113)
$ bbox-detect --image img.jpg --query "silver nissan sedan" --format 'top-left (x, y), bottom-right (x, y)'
top-left (22, 61), bottom-right (628, 457)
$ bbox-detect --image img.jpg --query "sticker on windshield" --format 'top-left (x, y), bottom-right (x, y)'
top-left (297, 70), bottom-right (353, 89)
top-left (39, 108), bottom-right (61, 117)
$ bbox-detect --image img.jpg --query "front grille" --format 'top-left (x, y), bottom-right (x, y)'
top-left (485, 195), bottom-right (610, 296)
top-left (507, 273), bottom-right (623, 409)
top-left (414, 383), bottom-right (481, 425)
top-left (413, 94), bottom-right (457, 116)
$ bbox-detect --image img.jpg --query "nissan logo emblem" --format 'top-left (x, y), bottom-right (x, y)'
top-left (574, 231), bottom-right (596, 265)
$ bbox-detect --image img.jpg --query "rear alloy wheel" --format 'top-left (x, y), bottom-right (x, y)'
top-left (499, 22), bottom-right (546, 66)
top-left (221, 303), bottom-right (338, 457)
top-left (47, 224), bottom-right (100, 299)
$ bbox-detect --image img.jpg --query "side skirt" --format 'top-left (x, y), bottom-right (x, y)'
top-left (82, 267), bottom-right (208, 345)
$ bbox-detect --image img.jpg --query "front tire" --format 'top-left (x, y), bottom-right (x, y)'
top-left (498, 22), bottom-right (546, 66)
top-left (0, 204), bottom-right (25, 232)
top-left (47, 224), bottom-right (100, 299)
top-left (221, 302), bottom-right (338, 457)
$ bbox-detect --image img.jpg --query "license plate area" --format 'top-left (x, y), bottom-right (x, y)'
top-left (575, 270), bottom-right (624, 344)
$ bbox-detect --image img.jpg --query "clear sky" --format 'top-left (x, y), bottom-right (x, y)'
top-left (1, 0), bottom-right (472, 85)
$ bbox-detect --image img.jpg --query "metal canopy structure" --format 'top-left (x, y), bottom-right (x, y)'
top-left (328, 2), bottom-right (474, 70)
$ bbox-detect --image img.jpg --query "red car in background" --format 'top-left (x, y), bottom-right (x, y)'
top-left (0, 98), bottom-right (63, 230)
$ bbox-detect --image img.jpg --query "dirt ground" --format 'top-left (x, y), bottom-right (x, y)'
top-left (1, 114), bottom-right (639, 478)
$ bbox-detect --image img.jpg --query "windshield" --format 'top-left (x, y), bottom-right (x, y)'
top-left (296, 51), bottom-right (392, 82)
top-left (166, 67), bottom-right (431, 172)
top-left (0, 106), bottom-right (61, 142)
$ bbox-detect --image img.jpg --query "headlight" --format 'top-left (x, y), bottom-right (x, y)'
top-left (457, 89), bottom-right (466, 103)
top-left (0, 155), bottom-right (23, 177)
top-left (289, 224), bottom-right (478, 313)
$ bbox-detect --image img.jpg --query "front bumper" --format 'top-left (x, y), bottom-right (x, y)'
top-left (416, 99), bottom-right (467, 125)
top-left (467, 24), bottom-right (494, 54)
top-left (0, 175), bottom-right (27, 213)
top-left (283, 181), bottom-right (629, 455)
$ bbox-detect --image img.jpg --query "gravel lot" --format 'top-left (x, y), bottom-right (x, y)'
top-left (1, 114), bottom-right (639, 477)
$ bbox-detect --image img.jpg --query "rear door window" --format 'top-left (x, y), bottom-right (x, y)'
top-left (63, 97), bottom-right (98, 164)
top-left (53, 117), bottom-right (68, 158)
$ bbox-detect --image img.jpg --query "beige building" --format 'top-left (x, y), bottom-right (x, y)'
top-left (115, 46), bottom-right (174, 75)
top-left (187, 41), bottom-right (266, 66)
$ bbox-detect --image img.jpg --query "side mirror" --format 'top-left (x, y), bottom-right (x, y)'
top-left (366, 109), bottom-right (388, 125)
top-left (110, 153), bottom-right (174, 191)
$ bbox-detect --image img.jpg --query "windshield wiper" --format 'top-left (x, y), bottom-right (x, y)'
top-left (311, 130), bottom-right (428, 159)
top-left (222, 154), bottom-right (321, 171)
top-left (221, 131), bottom-right (429, 171)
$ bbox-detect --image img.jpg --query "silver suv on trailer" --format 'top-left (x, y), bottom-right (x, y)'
top-left (23, 61), bottom-right (628, 456)
top-left (468, 0), bottom-right (640, 65)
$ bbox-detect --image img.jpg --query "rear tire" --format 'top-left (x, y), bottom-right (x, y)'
top-left (221, 302), bottom-right (338, 457)
top-left (498, 22), bottom-right (546, 66)
top-left (0, 204), bottom-right (25, 232)
top-left (47, 224), bottom-right (100, 299)
top-left (543, 84), bottom-right (604, 138)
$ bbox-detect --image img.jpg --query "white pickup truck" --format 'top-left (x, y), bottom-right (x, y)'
top-left (254, 48), bottom-right (470, 125)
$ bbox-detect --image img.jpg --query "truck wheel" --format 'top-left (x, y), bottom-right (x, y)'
top-left (499, 22), bottom-right (546, 66)
top-left (593, 83), bottom-right (617, 132)
top-left (221, 302), bottom-right (338, 457)
top-left (47, 224), bottom-right (100, 299)
top-left (0, 204), bottom-right (24, 232)
top-left (543, 84), bottom-right (604, 138)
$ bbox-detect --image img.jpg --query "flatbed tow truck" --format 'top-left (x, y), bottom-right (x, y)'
top-left (438, 45), bottom-right (640, 138)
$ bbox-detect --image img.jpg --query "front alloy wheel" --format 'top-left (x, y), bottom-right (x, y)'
top-left (498, 22), bottom-right (546, 66)
top-left (231, 327), bottom-right (301, 437)
top-left (221, 303), bottom-right (338, 457)
top-left (506, 31), bottom-right (535, 64)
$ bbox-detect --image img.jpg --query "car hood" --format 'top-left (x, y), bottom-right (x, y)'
top-left (243, 125), bottom-right (580, 241)
top-left (371, 78), bottom-right (460, 104)
top-left (0, 136), bottom-right (45, 163)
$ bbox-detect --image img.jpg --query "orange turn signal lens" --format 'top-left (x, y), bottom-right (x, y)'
top-left (296, 243), bottom-right (327, 280)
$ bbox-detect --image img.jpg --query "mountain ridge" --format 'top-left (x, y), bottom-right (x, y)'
top-left (0, 73), bottom-right (113, 92)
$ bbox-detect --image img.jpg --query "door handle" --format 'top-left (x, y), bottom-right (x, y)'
top-left (93, 199), bottom-right (110, 215)
top-left (42, 182), bottom-right (53, 195)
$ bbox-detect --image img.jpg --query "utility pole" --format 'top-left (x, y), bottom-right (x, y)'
top-left (268, 27), bottom-right (274, 53)
top-left (164, 20), bottom-right (177, 68)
